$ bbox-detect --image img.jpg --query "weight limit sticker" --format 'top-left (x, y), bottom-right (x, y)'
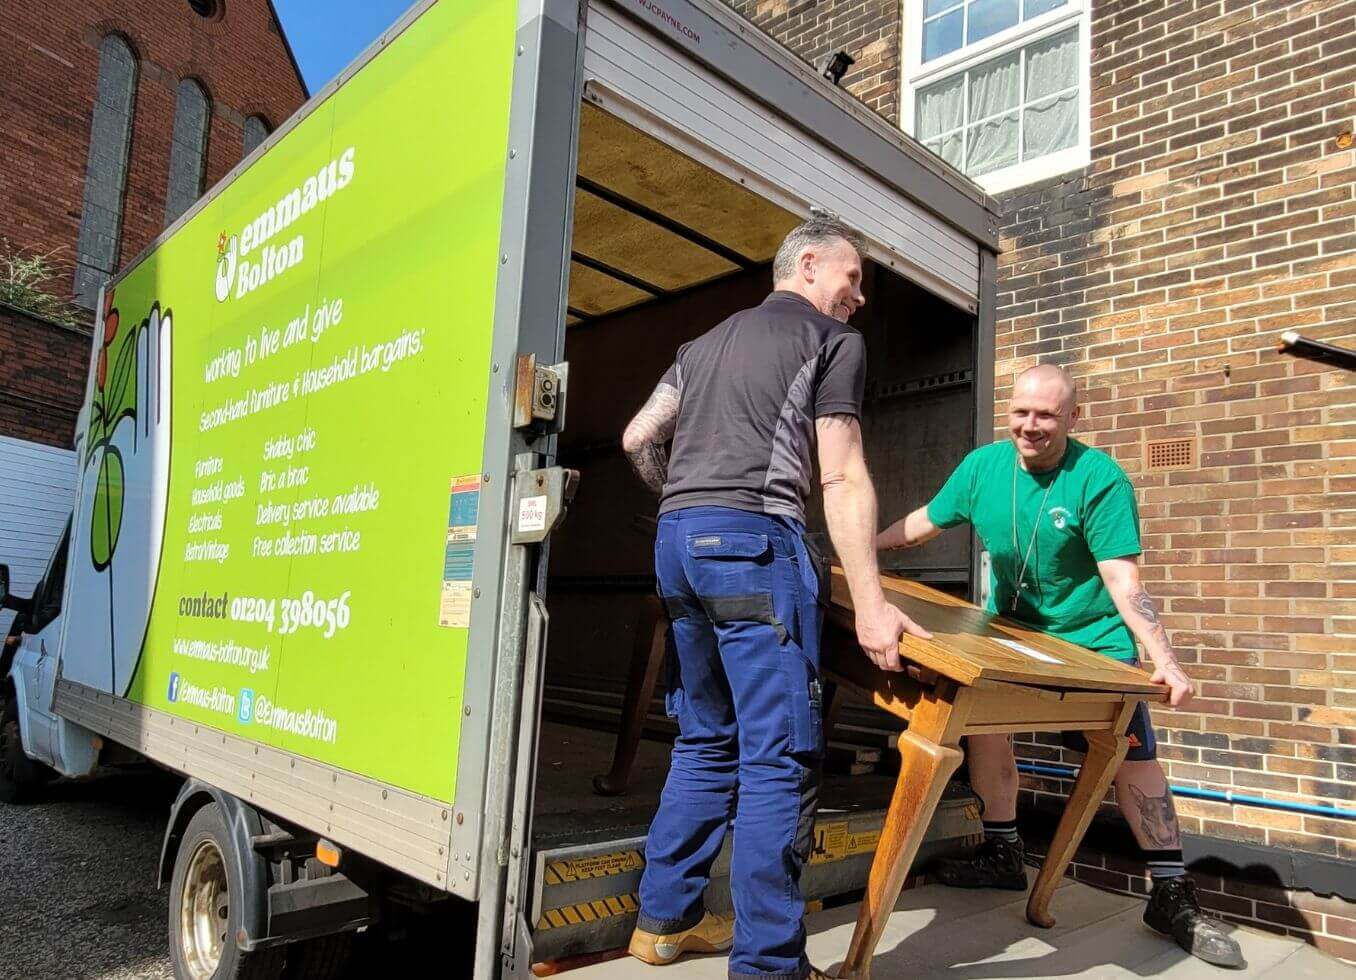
top-left (439, 475), bottom-right (480, 628)
top-left (518, 494), bottom-right (547, 533)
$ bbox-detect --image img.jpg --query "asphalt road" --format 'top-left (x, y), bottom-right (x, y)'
top-left (0, 769), bottom-right (476, 980)
top-left (0, 770), bottom-right (178, 980)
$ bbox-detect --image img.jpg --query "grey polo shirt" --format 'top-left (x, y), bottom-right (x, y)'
top-left (654, 290), bottom-right (867, 525)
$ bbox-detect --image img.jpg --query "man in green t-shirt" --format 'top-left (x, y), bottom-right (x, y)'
top-left (878, 364), bottom-right (1243, 969)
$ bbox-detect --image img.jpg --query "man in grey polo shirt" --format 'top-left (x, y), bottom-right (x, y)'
top-left (621, 214), bottom-right (929, 980)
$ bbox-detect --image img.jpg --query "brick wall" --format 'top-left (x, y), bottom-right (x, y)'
top-left (0, 0), bottom-right (306, 304)
top-left (0, 0), bottom-right (306, 445)
top-left (720, 0), bottom-right (902, 122)
top-left (995, 0), bottom-right (1356, 867)
top-left (0, 305), bottom-right (90, 449)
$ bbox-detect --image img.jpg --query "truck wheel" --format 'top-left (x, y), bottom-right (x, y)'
top-left (168, 804), bottom-right (284, 980)
top-left (0, 688), bottom-right (53, 804)
top-left (282, 932), bottom-right (354, 980)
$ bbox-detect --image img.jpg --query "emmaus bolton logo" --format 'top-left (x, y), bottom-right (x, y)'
top-left (215, 147), bottom-right (356, 303)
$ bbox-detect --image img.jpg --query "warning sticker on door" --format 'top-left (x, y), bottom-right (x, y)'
top-left (543, 849), bottom-right (644, 884)
top-left (810, 819), bottom-right (881, 865)
top-left (440, 475), bottom-right (480, 628)
top-left (518, 494), bottom-right (547, 533)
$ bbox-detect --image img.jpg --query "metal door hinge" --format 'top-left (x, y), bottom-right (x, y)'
top-left (513, 354), bottom-right (568, 434)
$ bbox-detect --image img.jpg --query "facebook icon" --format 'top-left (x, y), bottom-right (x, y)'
top-left (238, 688), bottom-right (255, 725)
top-left (167, 672), bottom-right (180, 703)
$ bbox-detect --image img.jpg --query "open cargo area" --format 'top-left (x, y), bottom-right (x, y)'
top-left (525, 99), bottom-right (987, 960)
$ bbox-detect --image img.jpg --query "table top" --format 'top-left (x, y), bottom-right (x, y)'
top-left (826, 569), bottom-right (1167, 696)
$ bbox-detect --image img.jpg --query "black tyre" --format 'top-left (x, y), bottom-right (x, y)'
top-left (167, 804), bottom-right (285, 980)
top-left (0, 686), bottom-right (54, 805)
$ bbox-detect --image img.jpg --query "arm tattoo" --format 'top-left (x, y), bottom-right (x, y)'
top-left (627, 442), bottom-right (669, 496)
top-left (1129, 587), bottom-right (1180, 663)
top-left (1130, 587), bottom-right (1165, 635)
top-left (623, 383), bottom-right (679, 496)
top-left (1129, 785), bottom-right (1181, 849)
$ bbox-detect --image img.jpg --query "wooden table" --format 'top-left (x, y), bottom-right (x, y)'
top-left (821, 569), bottom-right (1167, 977)
top-left (593, 568), bottom-right (1167, 978)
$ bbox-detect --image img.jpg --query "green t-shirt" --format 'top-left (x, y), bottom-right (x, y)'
top-left (927, 438), bottom-right (1142, 662)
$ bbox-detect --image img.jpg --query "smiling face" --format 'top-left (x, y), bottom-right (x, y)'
top-left (799, 237), bottom-right (866, 322)
top-left (1008, 365), bottom-right (1078, 471)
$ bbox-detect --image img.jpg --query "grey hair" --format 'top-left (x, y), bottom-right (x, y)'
top-left (772, 213), bottom-right (865, 283)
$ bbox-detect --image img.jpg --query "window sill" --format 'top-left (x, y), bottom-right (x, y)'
top-left (969, 143), bottom-right (1090, 195)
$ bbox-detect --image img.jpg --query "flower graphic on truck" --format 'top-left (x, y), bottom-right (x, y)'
top-left (87, 290), bottom-right (133, 569)
top-left (64, 287), bottom-right (173, 697)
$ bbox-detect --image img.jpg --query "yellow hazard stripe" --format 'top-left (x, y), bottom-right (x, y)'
top-left (543, 849), bottom-right (645, 886)
top-left (536, 893), bottom-right (640, 932)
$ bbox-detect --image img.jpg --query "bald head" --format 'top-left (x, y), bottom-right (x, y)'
top-left (1008, 362), bottom-right (1079, 471)
top-left (1014, 363), bottom-right (1076, 411)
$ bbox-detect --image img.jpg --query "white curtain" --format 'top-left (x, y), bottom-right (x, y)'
top-left (966, 51), bottom-right (1020, 175)
top-left (1024, 29), bottom-right (1079, 158)
top-left (1026, 28), bottom-right (1078, 102)
top-left (917, 75), bottom-right (965, 140)
top-left (936, 132), bottom-right (964, 168)
top-left (1025, 92), bottom-right (1078, 157)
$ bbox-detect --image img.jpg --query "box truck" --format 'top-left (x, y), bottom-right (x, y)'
top-left (0, 0), bottom-right (1003, 975)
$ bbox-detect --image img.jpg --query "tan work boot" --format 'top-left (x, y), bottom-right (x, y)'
top-left (628, 910), bottom-right (735, 965)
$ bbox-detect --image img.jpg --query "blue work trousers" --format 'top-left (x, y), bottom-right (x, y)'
top-left (636, 506), bottom-right (825, 980)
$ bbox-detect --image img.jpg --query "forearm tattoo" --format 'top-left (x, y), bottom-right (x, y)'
top-left (624, 383), bottom-right (679, 496)
top-left (1130, 587), bottom-right (1166, 638)
top-left (1128, 587), bottom-right (1184, 669)
top-left (1129, 785), bottom-right (1181, 849)
top-left (627, 442), bottom-right (669, 496)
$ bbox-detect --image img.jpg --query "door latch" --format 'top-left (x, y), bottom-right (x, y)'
top-left (510, 466), bottom-right (579, 545)
top-left (513, 354), bottom-right (568, 435)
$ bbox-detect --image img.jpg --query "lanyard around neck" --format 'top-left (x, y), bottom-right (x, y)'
top-left (1010, 457), bottom-right (1058, 612)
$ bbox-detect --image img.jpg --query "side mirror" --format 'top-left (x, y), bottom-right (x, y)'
top-left (0, 564), bottom-right (8, 608)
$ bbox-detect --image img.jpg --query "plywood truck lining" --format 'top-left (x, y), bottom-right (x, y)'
top-left (580, 0), bottom-right (983, 310)
top-left (567, 103), bottom-right (798, 323)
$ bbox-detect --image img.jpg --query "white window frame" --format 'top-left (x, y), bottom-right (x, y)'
top-left (902, 0), bottom-right (1090, 194)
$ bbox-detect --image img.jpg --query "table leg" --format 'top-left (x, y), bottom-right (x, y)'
top-left (1025, 701), bottom-right (1136, 928)
top-left (837, 684), bottom-right (972, 980)
top-left (593, 595), bottom-right (666, 796)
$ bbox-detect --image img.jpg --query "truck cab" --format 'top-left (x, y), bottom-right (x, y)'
top-left (1, 518), bottom-right (102, 801)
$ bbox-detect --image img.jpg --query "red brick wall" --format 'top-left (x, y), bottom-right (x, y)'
top-left (719, 0), bottom-right (902, 122)
top-left (0, 0), bottom-right (306, 304)
top-left (995, 0), bottom-right (1356, 865)
top-left (0, 305), bottom-right (90, 449)
top-left (0, 0), bottom-right (305, 446)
